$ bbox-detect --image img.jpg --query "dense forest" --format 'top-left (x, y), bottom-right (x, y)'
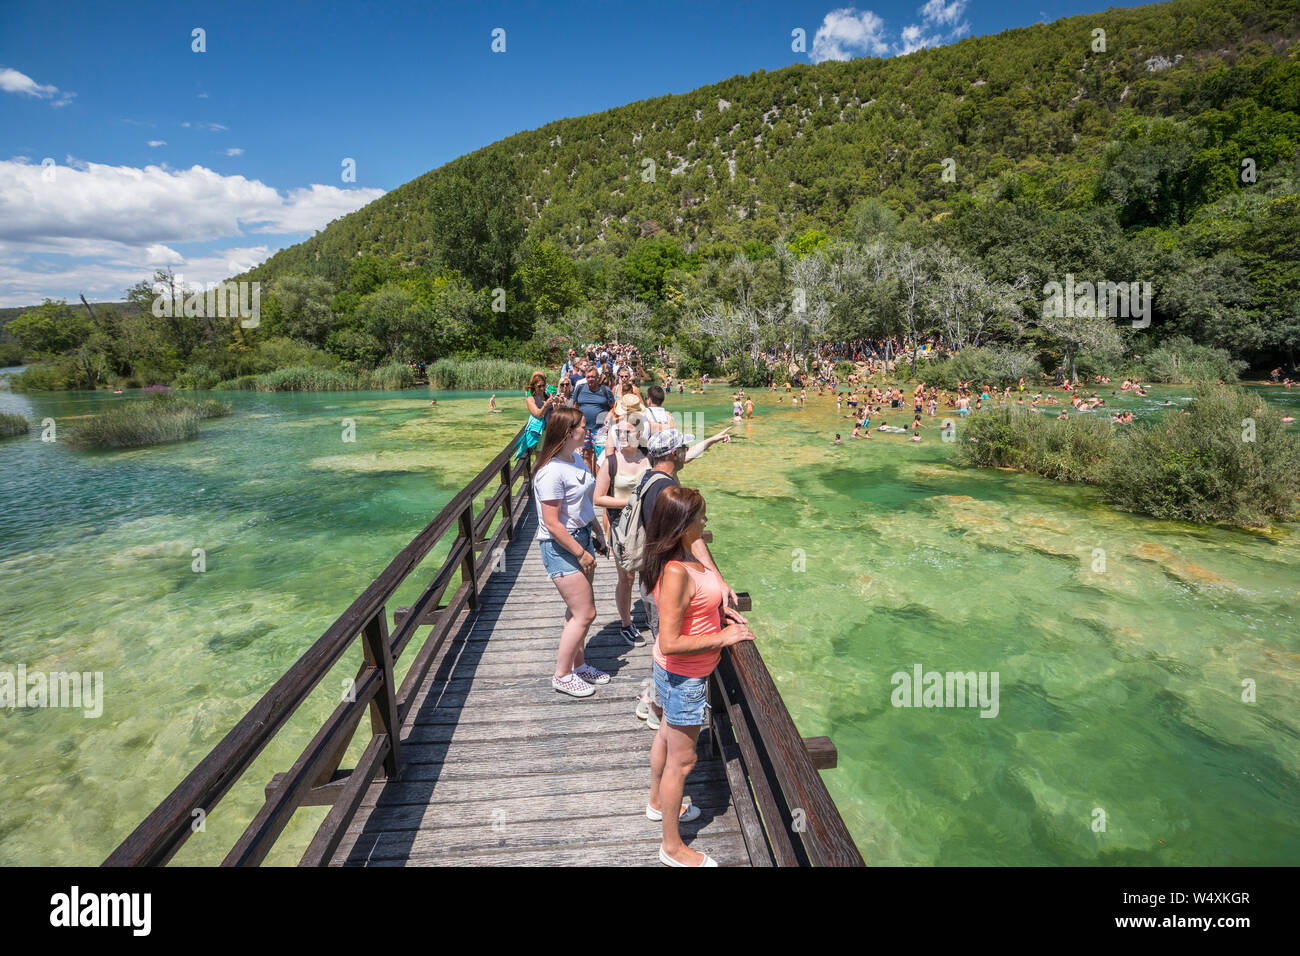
top-left (5, 0), bottom-right (1298, 390)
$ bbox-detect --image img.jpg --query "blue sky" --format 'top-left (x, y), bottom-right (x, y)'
top-left (0, 0), bottom-right (1147, 307)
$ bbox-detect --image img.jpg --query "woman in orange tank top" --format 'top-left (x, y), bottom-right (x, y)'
top-left (642, 486), bottom-right (754, 867)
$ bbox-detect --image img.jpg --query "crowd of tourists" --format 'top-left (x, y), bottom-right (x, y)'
top-left (508, 337), bottom-right (1182, 865)
top-left (517, 344), bottom-right (742, 867)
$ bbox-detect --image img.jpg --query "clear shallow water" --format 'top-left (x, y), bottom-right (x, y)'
top-left (0, 383), bottom-right (1297, 865)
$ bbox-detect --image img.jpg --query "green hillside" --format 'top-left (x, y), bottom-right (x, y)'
top-left (10, 0), bottom-right (1299, 392)
top-left (242, 0), bottom-right (1299, 286)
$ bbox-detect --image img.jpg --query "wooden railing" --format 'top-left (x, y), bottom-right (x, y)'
top-left (103, 427), bottom-right (534, 867)
top-left (104, 425), bottom-right (864, 867)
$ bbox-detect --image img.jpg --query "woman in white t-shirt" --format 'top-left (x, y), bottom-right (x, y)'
top-left (532, 407), bottom-right (611, 698)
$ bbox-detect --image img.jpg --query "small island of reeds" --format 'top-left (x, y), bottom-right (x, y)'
top-left (65, 388), bottom-right (232, 450)
top-left (0, 412), bottom-right (30, 439)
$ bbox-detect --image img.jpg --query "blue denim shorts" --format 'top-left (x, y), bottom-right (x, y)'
top-left (539, 526), bottom-right (595, 578)
top-left (653, 660), bottom-right (710, 727)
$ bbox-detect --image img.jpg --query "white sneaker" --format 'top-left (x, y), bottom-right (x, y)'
top-left (574, 663), bottom-right (610, 684)
top-left (552, 672), bottom-right (595, 697)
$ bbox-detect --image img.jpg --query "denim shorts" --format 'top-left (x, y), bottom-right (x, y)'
top-left (653, 660), bottom-right (710, 727)
top-left (539, 526), bottom-right (595, 579)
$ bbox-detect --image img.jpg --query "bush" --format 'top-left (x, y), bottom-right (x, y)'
top-left (723, 354), bottom-right (771, 387)
top-left (213, 375), bottom-right (259, 390)
top-left (1105, 385), bottom-right (1300, 527)
top-left (1138, 336), bottom-right (1246, 384)
top-left (921, 348), bottom-right (1043, 389)
top-left (173, 363), bottom-right (224, 390)
top-left (959, 406), bottom-right (1113, 483)
top-left (427, 359), bottom-right (536, 390)
top-left (459, 338), bottom-right (550, 367)
top-left (0, 342), bottom-right (23, 366)
top-left (253, 366), bottom-right (358, 391)
top-left (834, 360), bottom-right (855, 379)
top-left (325, 329), bottom-right (385, 367)
top-left (365, 362), bottom-right (417, 390)
top-left (0, 412), bottom-right (29, 438)
top-left (236, 338), bottom-right (337, 376)
top-left (8, 364), bottom-right (75, 390)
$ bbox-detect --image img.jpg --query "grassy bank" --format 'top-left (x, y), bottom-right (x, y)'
top-left (426, 359), bottom-right (536, 390)
top-left (65, 392), bottom-right (232, 450)
top-left (959, 387), bottom-right (1300, 528)
top-left (213, 362), bottom-right (418, 391)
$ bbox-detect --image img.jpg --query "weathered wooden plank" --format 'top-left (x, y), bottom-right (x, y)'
top-left (422, 645), bottom-right (652, 670)
top-left (357, 763), bottom-right (727, 810)
top-left (411, 696), bottom-right (646, 726)
top-left (341, 805), bottom-right (744, 864)
top-left (346, 782), bottom-right (736, 836)
top-left (338, 836), bottom-right (750, 867)
top-left (400, 710), bottom-right (664, 745)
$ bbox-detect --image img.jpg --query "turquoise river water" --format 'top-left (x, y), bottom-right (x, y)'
top-left (0, 377), bottom-right (1297, 865)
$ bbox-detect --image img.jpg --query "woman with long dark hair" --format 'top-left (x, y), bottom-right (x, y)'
top-left (532, 406), bottom-right (611, 697)
top-left (642, 486), bottom-right (754, 867)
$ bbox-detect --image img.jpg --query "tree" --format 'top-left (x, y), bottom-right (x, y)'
top-left (273, 275), bottom-right (336, 346)
top-left (429, 152), bottom-right (525, 291)
top-left (1095, 118), bottom-right (1207, 227)
top-left (1037, 311), bottom-right (1124, 384)
top-left (517, 239), bottom-right (583, 321)
top-left (7, 300), bottom-right (91, 355)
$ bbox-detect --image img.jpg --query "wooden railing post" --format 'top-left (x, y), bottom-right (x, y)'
top-left (499, 461), bottom-right (514, 540)
top-left (458, 506), bottom-right (479, 608)
top-left (361, 607), bottom-right (402, 777)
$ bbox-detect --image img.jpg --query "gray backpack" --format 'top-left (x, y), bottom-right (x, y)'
top-left (612, 470), bottom-right (672, 575)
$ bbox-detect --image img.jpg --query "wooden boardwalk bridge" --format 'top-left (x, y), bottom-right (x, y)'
top-left (105, 428), bottom-right (863, 867)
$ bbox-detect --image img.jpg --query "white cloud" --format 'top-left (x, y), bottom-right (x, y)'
top-left (920, 0), bottom-right (967, 27)
top-left (197, 92), bottom-right (208, 98)
top-left (0, 157), bottom-right (383, 245)
top-left (0, 66), bottom-right (75, 107)
top-left (181, 121), bottom-right (227, 131)
top-left (811, 8), bottom-right (891, 63)
top-left (898, 24), bottom-right (941, 54)
top-left (224, 147), bottom-right (244, 156)
top-left (0, 244), bottom-right (278, 307)
top-left (897, 0), bottom-right (971, 55)
top-left (809, 4), bottom-right (973, 62)
top-left (0, 158), bottom-right (384, 305)
top-left (148, 140), bottom-right (166, 148)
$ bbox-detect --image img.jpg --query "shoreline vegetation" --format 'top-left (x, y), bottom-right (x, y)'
top-left (959, 385), bottom-right (1300, 528)
top-left (0, 412), bottom-right (30, 438)
top-left (64, 389), bottom-right (232, 450)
